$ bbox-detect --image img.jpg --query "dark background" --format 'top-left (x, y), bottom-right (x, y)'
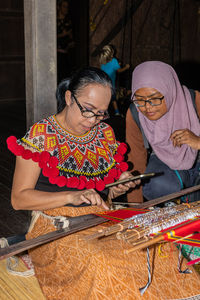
top-left (0, 0), bottom-right (200, 237)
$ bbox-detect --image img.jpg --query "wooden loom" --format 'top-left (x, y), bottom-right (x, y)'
top-left (0, 184), bottom-right (200, 261)
top-left (0, 185), bottom-right (200, 299)
top-left (85, 201), bottom-right (200, 254)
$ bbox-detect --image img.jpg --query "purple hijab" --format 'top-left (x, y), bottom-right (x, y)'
top-left (132, 61), bottom-right (200, 170)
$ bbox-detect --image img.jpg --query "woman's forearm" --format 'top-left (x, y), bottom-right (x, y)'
top-left (11, 189), bottom-right (80, 211)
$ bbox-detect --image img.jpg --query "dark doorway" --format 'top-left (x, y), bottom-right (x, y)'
top-left (57, 0), bottom-right (89, 83)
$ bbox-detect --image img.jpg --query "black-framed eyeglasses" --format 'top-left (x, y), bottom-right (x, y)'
top-left (132, 96), bottom-right (164, 107)
top-left (72, 93), bottom-right (110, 120)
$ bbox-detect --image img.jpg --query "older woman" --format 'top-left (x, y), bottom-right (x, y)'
top-left (126, 61), bottom-right (200, 203)
top-left (7, 67), bottom-right (141, 299)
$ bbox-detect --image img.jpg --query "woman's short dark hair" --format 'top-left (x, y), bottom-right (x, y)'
top-left (56, 66), bottom-right (114, 113)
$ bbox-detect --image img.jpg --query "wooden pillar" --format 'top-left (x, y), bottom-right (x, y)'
top-left (24, 0), bottom-right (57, 128)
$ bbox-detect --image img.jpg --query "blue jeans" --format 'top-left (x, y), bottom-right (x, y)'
top-left (142, 154), bottom-right (200, 201)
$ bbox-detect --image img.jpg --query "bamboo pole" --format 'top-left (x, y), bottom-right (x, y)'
top-left (125, 217), bottom-right (200, 254)
top-left (85, 202), bottom-right (200, 241)
top-left (117, 205), bottom-right (200, 244)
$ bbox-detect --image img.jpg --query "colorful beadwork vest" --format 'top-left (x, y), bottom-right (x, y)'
top-left (7, 115), bottom-right (129, 191)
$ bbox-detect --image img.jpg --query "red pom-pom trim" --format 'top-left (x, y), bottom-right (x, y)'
top-left (22, 149), bottom-right (33, 160)
top-left (79, 175), bottom-right (87, 182)
top-left (85, 179), bottom-right (95, 189)
top-left (7, 137), bottom-right (24, 156)
top-left (114, 153), bottom-right (124, 163)
top-left (77, 178), bottom-right (86, 190)
top-left (40, 151), bottom-right (50, 162)
top-left (13, 145), bottom-right (24, 156)
top-left (32, 152), bottom-right (41, 162)
top-left (116, 169), bottom-right (122, 180)
top-left (42, 166), bottom-right (52, 177)
top-left (108, 168), bottom-right (118, 179)
top-left (56, 176), bottom-right (67, 187)
top-left (6, 136), bottom-right (131, 191)
top-left (103, 176), bottom-right (114, 185)
top-left (49, 156), bottom-right (59, 167)
top-left (6, 136), bottom-right (17, 147)
top-left (39, 161), bottom-right (47, 169)
top-left (96, 180), bottom-right (105, 191)
top-left (67, 177), bottom-right (79, 188)
top-left (117, 143), bottom-right (128, 155)
top-left (121, 142), bottom-right (128, 149)
top-left (48, 167), bottom-right (59, 177)
top-left (49, 176), bottom-right (58, 184)
top-left (119, 162), bottom-right (129, 172)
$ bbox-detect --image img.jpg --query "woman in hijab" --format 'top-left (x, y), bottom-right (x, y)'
top-left (126, 61), bottom-right (200, 203)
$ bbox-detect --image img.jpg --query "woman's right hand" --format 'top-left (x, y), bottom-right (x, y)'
top-left (69, 189), bottom-right (109, 210)
top-left (171, 129), bottom-right (200, 150)
top-left (108, 171), bottom-right (140, 199)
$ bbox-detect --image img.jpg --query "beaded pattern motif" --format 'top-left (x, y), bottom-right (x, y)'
top-left (20, 115), bottom-right (118, 180)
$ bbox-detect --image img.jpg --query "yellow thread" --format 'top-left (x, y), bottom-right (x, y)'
top-left (158, 244), bottom-right (168, 258)
top-left (183, 203), bottom-right (191, 208)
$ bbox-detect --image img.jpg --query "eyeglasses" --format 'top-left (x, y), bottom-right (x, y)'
top-left (132, 96), bottom-right (164, 107)
top-left (72, 93), bottom-right (110, 120)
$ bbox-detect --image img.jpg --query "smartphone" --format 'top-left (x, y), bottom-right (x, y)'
top-left (105, 172), bottom-right (156, 188)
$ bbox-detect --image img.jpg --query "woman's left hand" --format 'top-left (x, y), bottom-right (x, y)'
top-left (109, 171), bottom-right (141, 199)
top-left (171, 129), bottom-right (200, 150)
